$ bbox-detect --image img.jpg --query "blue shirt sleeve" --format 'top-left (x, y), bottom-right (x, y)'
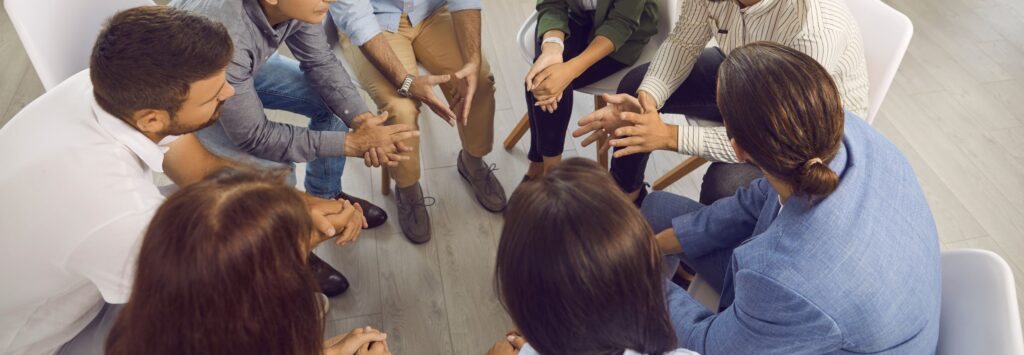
top-left (446, 0), bottom-right (481, 12)
top-left (671, 178), bottom-right (771, 259)
top-left (668, 270), bottom-right (843, 354)
top-left (329, 0), bottom-right (382, 46)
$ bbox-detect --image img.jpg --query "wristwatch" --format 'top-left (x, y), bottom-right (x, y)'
top-left (397, 74), bottom-right (415, 97)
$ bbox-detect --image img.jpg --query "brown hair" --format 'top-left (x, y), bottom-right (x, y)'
top-left (716, 42), bottom-right (845, 197)
top-left (106, 169), bottom-right (324, 355)
top-left (90, 6), bottom-right (233, 121)
top-left (496, 158), bottom-right (677, 355)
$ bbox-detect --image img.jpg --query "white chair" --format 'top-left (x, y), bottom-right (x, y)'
top-left (651, 0), bottom-right (914, 190)
top-left (4, 0), bottom-right (155, 91)
top-left (845, 0), bottom-right (913, 124)
top-left (502, 0), bottom-right (680, 168)
top-left (938, 249), bottom-right (1024, 355)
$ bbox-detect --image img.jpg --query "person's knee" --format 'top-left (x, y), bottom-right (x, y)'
top-left (617, 64), bottom-right (648, 94)
top-left (699, 163), bottom-right (757, 205)
top-left (640, 191), bottom-right (676, 231)
top-left (380, 98), bottom-right (421, 126)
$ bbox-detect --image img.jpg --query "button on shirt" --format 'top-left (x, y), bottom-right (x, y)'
top-left (331, 0), bottom-right (481, 46)
top-left (171, 0), bottom-right (368, 163)
top-left (0, 71), bottom-right (174, 355)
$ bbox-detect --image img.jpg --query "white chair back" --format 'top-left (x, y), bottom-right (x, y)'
top-left (4, 0), bottom-right (154, 91)
top-left (844, 0), bottom-right (913, 123)
top-left (938, 249), bottom-right (1024, 355)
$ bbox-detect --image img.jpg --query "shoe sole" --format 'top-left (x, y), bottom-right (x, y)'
top-left (457, 161), bottom-right (506, 213)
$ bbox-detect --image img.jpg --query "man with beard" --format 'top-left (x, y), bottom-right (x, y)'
top-left (0, 6), bottom-right (415, 355)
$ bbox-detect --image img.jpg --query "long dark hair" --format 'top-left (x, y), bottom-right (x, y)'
top-left (717, 41), bottom-right (845, 198)
top-left (106, 169), bottom-right (324, 355)
top-left (496, 158), bottom-right (677, 355)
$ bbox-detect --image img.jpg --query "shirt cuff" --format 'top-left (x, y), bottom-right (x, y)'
top-left (318, 131), bottom-right (348, 157)
top-left (638, 77), bottom-right (672, 109)
top-left (678, 125), bottom-right (704, 157)
top-left (447, 0), bottom-right (482, 12)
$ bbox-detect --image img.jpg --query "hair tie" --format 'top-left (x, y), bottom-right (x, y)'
top-left (805, 157), bottom-right (824, 166)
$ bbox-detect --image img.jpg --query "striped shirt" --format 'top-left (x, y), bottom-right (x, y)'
top-left (640, 0), bottom-right (869, 162)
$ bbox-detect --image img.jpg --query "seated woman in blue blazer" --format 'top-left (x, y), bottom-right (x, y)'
top-left (637, 42), bottom-right (942, 354)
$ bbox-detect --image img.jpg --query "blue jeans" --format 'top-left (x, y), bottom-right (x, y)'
top-left (196, 54), bottom-right (348, 198)
top-left (641, 191), bottom-right (733, 301)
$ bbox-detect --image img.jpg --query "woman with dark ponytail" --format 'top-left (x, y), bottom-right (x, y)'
top-left (641, 42), bottom-right (941, 354)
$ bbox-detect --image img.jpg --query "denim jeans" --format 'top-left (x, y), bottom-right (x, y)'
top-left (196, 54), bottom-right (348, 198)
top-left (641, 191), bottom-right (733, 303)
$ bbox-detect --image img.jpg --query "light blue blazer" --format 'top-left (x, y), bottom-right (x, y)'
top-left (666, 112), bottom-right (941, 354)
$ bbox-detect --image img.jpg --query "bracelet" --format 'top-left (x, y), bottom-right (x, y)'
top-left (541, 37), bottom-right (564, 51)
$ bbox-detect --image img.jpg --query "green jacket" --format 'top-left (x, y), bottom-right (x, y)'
top-left (535, 0), bottom-right (659, 64)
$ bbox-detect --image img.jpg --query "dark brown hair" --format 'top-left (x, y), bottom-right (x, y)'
top-left (496, 158), bottom-right (677, 355)
top-left (90, 6), bottom-right (233, 121)
top-left (106, 169), bottom-right (324, 355)
top-left (717, 42), bottom-right (845, 197)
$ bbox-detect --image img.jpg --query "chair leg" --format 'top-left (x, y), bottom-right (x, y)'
top-left (594, 95), bottom-right (609, 169)
top-left (381, 167), bottom-right (391, 196)
top-left (652, 156), bottom-right (708, 190)
top-left (504, 113), bottom-right (530, 150)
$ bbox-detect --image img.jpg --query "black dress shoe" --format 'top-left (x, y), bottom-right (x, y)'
top-left (309, 254), bottom-right (349, 297)
top-left (334, 192), bottom-right (387, 229)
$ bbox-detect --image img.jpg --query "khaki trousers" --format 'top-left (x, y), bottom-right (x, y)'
top-left (340, 7), bottom-right (496, 187)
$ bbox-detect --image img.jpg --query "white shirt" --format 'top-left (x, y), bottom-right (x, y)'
top-left (642, 0), bottom-right (869, 162)
top-left (0, 71), bottom-right (176, 355)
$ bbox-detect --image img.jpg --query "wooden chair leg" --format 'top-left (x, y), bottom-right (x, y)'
top-left (503, 113), bottom-right (530, 150)
top-left (381, 167), bottom-right (391, 196)
top-left (597, 135), bottom-right (610, 170)
top-left (594, 95), bottom-right (609, 169)
top-left (652, 157), bottom-right (708, 190)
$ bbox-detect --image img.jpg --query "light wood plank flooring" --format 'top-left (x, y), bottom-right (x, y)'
top-left (1, 0), bottom-right (1023, 352)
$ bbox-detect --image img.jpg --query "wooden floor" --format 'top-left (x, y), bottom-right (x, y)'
top-left (2, 0), bottom-right (1023, 353)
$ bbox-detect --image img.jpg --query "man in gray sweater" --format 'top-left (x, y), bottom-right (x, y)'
top-left (171, 0), bottom-right (415, 295)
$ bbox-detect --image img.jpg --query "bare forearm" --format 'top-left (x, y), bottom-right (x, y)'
top-left (452, 9), bottom-right (482, 66)
top-left (359, 34), bottom-right (410, 87)
top-left (566, 35), bottom-right (614, 74)
top-left (655, 228), bottom-right (683, 255)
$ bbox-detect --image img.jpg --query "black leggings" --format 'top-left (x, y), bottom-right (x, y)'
top-left (526, 15), bottom-right (630, 162)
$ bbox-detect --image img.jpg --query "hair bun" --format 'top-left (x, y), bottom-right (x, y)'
top-left (796, 158), bottom-right (839, 196)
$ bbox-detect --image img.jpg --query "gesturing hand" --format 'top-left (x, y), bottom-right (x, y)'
top-left (451, 61), bottom-right (480, 126)
top-left (609, 92), bottom-right (678, 158)
top-left (344, 111), bottom-right (418, 166)
top-left (409, 74), bottom-right (458, 126)
top-left (572, 93), bottom-right (642, 149)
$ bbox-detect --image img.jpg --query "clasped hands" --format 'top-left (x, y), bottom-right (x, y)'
top-left (572, 91), bottom-right (679, 158)
top-left (525, 42), bottom-right (579, 113)
top-left (306, 195), bottom-right (368, 247)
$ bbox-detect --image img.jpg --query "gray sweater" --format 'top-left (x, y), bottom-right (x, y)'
top-left (171, 0), bottom-right (369, 162)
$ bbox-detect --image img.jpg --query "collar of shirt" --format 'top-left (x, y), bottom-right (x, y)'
top-left (244, 0), bottom-right (285, 41)
top-left (89, 91), bottom-right (178, 173)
